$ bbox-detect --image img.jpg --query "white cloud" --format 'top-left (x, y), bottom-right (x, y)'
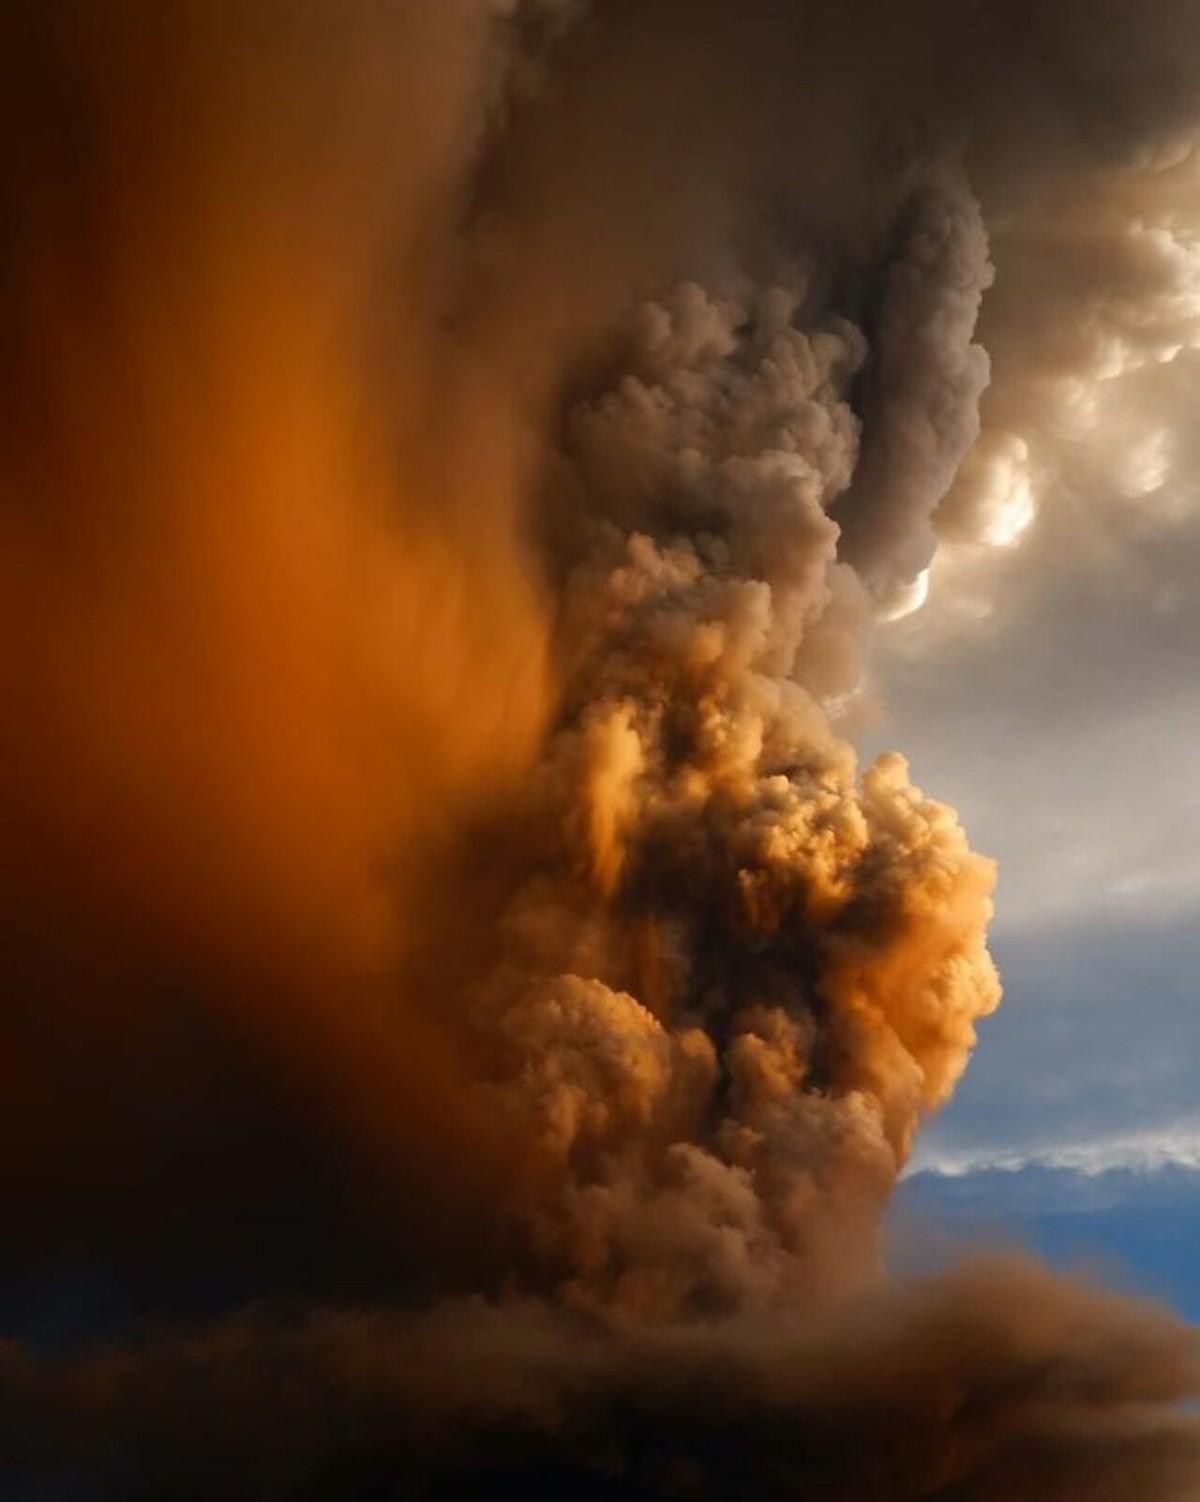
top-left (911, 1119), bottom-right (1200, 1179)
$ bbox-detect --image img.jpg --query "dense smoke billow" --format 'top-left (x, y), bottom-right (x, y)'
top-left (3, 0), bottom-right (1200, 1496)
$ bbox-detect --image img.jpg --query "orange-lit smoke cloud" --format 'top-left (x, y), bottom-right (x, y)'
top-left (0, 2), bottom-right (550, 1265)
top-left (3, 1), bottom-right (1200, 1496)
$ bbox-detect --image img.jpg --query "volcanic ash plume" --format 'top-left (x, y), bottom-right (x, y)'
top-left (476, 278), bottom-right (999, 1317)
top-left (4, 0), bottom-right (1200, 1497)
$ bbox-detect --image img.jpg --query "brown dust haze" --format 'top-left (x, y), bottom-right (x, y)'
top-left (3, 1), bottom-right (1200, 1496)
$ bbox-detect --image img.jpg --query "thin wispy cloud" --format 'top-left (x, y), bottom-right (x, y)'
top-left (913, 1122), bottom-right (1200, 1180)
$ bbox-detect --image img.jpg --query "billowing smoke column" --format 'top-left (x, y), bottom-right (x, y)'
top-left (3, 0), bottom-right (1200, 1497)
top-left (477, 273), bottom-right (999, 1317)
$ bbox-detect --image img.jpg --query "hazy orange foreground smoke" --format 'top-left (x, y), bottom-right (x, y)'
top-left (2, 1), bottom-right (1200, 1498)
top-left (0, 1), bottom-right (549, 1207)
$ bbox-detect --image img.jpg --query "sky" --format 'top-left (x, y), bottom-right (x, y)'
top-left (5, 1), bottom-right (1200, 1497)
top-left (873, 348), bottom-right (1200, 1317)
